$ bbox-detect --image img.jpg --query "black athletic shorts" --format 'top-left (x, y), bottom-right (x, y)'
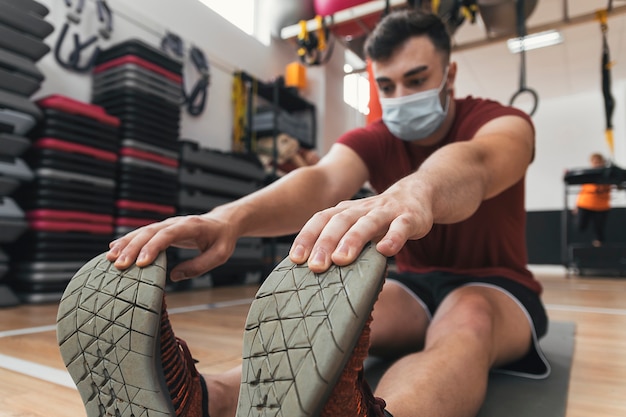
top-left (387, 270), bottom-right (551, 379)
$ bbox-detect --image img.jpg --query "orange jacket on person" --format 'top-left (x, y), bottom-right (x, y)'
top-left (576, 183), bottom-right (611, 211)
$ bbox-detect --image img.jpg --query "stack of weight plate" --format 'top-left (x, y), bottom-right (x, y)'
top-left (91, 39), bottom-right (182, 237)
top-left (9, 95), bottom-right (119, 303)
top-left (176, 140), bottom-right (266, 286)
top-left (0, 0), bottom-right (51, 64)
top-left (0, 0), bottom-right (53, 305)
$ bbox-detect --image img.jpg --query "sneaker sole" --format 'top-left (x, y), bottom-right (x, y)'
top-left (236, 242), bottom-right (387, 417)
top-left (56, 251), bottom-right (173, 417)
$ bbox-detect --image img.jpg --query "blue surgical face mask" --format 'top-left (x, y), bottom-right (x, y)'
top-left (380, 68), bottom-right (450, 141)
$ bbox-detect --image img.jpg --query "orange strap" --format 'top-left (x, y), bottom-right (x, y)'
top-left (366, 59), bottom-right (382, 124)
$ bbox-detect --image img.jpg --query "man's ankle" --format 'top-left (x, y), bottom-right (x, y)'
top-left (206, 375), bottom-right (238, 417)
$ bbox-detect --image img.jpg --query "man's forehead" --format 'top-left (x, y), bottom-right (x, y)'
top-left (372, 36), bottom-right (444, 73)
top-left (374, 65), bottom-right (429, 82)
top-left (372, 57), bottom-right (444, 80)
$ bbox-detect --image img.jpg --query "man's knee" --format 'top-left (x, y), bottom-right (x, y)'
top-left (370, 281), bottom-right (429, 356)
top-left (429, 289), bottom-right (497, 344)
top-left (428, 286), bottom-right (532, 365)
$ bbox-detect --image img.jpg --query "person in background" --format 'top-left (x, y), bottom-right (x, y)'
top-left (574, 153), bottom-right (611, 247)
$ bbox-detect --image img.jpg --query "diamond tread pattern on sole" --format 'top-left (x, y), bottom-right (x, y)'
top-left (237, 243), bottom-right (387, 417)
top-left (56, 252), bottom-right (172, 417)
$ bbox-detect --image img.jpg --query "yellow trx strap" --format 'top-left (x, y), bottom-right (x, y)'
top-left (431, 0), bottom-right (441, 14)
top-left (596, 8), bottom-right (616, 157)
top-left (605, 130), bottom-right (615, 157)
top-left (316, 15), bottom-right (327, 52)
top-left (297, 20), bottom-right (309, 58)
top-left (231, 73), bottom-right (246, 152)
top-left (596, 8), bottom-right (608, 25)
top-left (461, 3), bottom-right (478, 23)
top-left (295, 15), bottom-right (330, 65)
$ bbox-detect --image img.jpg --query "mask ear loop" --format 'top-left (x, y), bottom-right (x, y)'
top-left (439, 66), bottom-right (451, 112)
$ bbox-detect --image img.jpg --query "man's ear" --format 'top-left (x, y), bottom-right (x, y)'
top-left (447, 61), bottom-right (457, 94)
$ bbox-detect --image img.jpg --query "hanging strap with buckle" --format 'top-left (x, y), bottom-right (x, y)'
top-left (160, 32), bottom-right (210, 117)
top-left (509, 0), bottom-right (539, 116)
top-left (54, 0), bottom-right (113, 73)
top-left (184, 46), bottom-right (210, 117)
top-left (296, 15), bottom-right (334, 66)
top-left (597, 7), bottom-right (615, 157)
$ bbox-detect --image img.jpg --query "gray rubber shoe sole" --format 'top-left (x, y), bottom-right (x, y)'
top-left (236, 242), bottom-right (387, 417)
top-left (56, 251), bottom-right (173, 417)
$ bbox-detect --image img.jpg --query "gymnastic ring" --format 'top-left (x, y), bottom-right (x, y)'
top-left (509, 87), bottom-right (539, 116)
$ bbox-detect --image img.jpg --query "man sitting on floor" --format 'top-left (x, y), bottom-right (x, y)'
top-left (58, 9), bottom-right (549, 417)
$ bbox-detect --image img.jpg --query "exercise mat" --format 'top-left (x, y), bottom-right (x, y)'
top-left (364, 321), bottom-right (575, 417)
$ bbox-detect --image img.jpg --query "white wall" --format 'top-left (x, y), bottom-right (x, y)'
top-left (36, 0), bottom-right (311, 151)
top-left (304, 44), bottom-right (362, 155)
top-left (452, 12), bottom-right (626, 213)
top-left (526, 79), bottom-right (626, 211)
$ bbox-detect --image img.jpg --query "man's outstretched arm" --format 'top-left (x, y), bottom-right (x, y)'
top-left (106, 144), bottom-right (369, 280)
top-left (290, 115), bottom-right (535, 272)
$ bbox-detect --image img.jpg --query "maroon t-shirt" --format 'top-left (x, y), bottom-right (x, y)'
top-left (337, 96), bottom-right (542, 294)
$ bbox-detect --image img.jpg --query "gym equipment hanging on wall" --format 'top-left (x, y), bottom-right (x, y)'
top-left (508, 0), bottom-right (539, 116)
top-left (476, 0), bottom-right (537, 37)
top-left (54, 0), bottom-right (113, 73)
top-left (184, 46), bottom-right (210, 116)
top-left (296, 15), bottom-right (335, 66)
top-left (160, 32), bottom-right (210, 117)
top-left (409, 0), bottom-right (479, 35)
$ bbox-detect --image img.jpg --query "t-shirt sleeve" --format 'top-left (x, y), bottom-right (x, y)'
top-left (457, 99), bottom-right (536, 161)
top-left (458, 99), bottom-right (535, 138)
top-left (336, 121), bottom-right (389, 177)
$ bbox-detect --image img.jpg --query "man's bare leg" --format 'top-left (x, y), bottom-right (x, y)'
top-left (205, 367), bottom-right (241, 417)
top-left (369, 281), bottom-right (431, 357)
top-left (373, 286), bottom-right (532, 417)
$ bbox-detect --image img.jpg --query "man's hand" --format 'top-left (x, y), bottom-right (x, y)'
top-left (106, 214), bottom-right (238, 281)
top-left (289, 190), bottom-right (434, 273)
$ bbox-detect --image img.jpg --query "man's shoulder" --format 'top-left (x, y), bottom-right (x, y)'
top-left (456, 95), bottom-right (530, 118)
top-left (454, 95), bottom-right (533, 128)
top-left (338, 119), bottom-right (391, 143)
top-left (352, 119), bottom-right (389, 134)
top-left (455, 95), bottom-right (508, 112)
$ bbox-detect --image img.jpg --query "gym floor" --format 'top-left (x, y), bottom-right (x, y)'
top-left (0, 267), bottom-right (625, 417)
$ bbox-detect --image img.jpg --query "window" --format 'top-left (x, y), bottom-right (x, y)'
top-left (343, 70), bottom-right (370, 115)
top-left (343, 49), bottom-right (369, 115)
top-left (198, 0), bottom-right (255, 35)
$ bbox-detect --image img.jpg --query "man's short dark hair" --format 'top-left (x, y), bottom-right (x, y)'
top-left (364, 9), bottom-right (451, 63)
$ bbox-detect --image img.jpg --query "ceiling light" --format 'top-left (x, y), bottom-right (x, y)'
top-left (507, 30), bottom-right (563, 53)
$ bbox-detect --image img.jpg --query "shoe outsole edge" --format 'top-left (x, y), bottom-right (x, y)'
top-left (236, 242), bottom-right (387, 417)
top-left (56, 251), bottom-right (174, 417)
